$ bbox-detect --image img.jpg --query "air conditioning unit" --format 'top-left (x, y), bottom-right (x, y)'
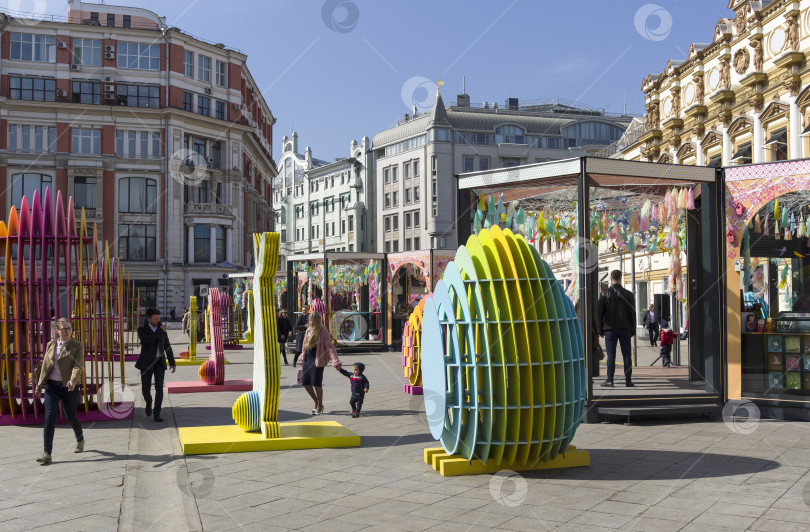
top-left (205, 87), bottom-right (213, 94)
top-left (232, 103), bottom-right (241, 110)
top-left (104, 51), bottom-right (115, 60)
top-left (104, 84), bottom-right (115, 92)
top-left (206, 157), bottom-right (215, 166)
top-left (56, 41), bottom-right (67, 49)
top-left (70, 64), bottom-right (80, 71)
top-left (104, 45), bottom-right (115, 53)
top-left (104, 76), bottom-right (115, 83)
top-left (56, 89), bottom-right (67, 97)
top-left (104, 93), bottom-right (115, 100)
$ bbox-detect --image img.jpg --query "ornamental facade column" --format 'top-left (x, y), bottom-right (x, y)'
top-left (722, 127), bottom-right (732, 166)
top-left (790, 95), bottom-right (802, 159)
top-left (209, 224), bottom-right (217, 264)
top-left (752, 112), bottom-right (763, 164)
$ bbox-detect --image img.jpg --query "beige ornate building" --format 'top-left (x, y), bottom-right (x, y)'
top-left (613, 0), bottom-right (810, 166)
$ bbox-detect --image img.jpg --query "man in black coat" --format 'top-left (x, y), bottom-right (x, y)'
top-left (596, 270), bottom-right (636, 387)
top-left (135, 308), bottom-right (175, 422)
top-left (276, 309), bottom-right (293, 365)
top-left (642, 304), bottom-right (660, 347)
top-left (292, 304), bottom-right (309, 367)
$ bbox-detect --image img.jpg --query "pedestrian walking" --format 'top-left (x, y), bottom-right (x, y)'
top-left (169, 307), bottom-right (176, 321)
top-left (642, 304), bottom-right (660, 347)
top-left (293, 304), bottom-right (309, 367)
top-left (276, 309), bottom-right (293, 365)
top-left (297, 311), bottom-right (342, 415)
top-left (596, 270), bottom-right (637, 387)
top-left (135, 308), bottom-right (175, 422)
top-left (659, 320), bottom-right (676, 367)
top-left (181, 307), bottom-right (190, 337)
top-left (34, 318), bottom-right (85, 464)
top-left (338, 362), bottom-right (369, 417)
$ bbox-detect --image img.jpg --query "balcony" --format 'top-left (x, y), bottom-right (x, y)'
top-left (74, 207), bottom-right (98, 219)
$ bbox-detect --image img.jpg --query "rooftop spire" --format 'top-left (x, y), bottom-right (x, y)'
top-left (430, 86), bottom-right (450, 126)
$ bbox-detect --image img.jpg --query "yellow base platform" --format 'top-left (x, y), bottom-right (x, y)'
top-left (173, 359), bottom-right (229, 366)
top-left (424, 445), bottom-right (590, 476)
top-left (178, 420), bottom-right (360, 454)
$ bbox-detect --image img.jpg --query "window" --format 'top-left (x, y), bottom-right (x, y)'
top-left (414, 186), bottom-right (420, 202)
top-left (216, 226), bottom-right (226, 263)
top-left (118, 177), bottom-right (157, 213)
top-left (215, 100), bottom-right (225, 120)
top-left (385, 217), bottom-right (391, 232)
top-left (349, 215), bottom-right (354, 231)
top-left (48, 127), bottom-right (56, 153)
top-left (393, 166), bottom-right (398, 182)
top-left (413, 237), bottom-right (420, 250)
top-left (71, 129), bottom-right (100, 155)
top-left (122, 15), bottom-right (131, 29)
top-left (72, 38), bottom-right (101, 66)
top-left (116, 84), bottom-right (160, 108)
top-left (35, 126), bottom-right (42, 152)
top-left (210, 141), bottom-right (221, 168)
top-left (10, 173), bottom-right (52, 207)
top-left (413, 160), bottom-right (420, 176)
top-left (342, 219), bottom-right (346, 234)
top-left (431, 156), bottom-right (438, 217)
top-left (116, 131), bottom-right (123, 156)
top-left (198, 55), bottom-right (211, 82)
top-left (22, 126), bottom-right (29, 152)
top-left (392, 215), bottom-right (398, 231)
top-left (479, 158), bottom-right (490, 171)
top-left (463, 156), bottom-right (474, 173)
top-left (405, 212), bottom-right (412, 229)
top-left (393, 240), bottom-right (399, 252)
top-left (72, 81), bottom-right (100, 104)
top-left (414, 210), bottom-right (420, 227)
top-left (73, 177), bottom-right (97, 209)
top-left (140, 132), bottom-right (148, 158)
top-left (183, 50), bottom-right (193, 77)
top-left (393, 191), bottom-right (399, 207)
top-left (117, 42), bottom-right (160, 70)
top-left (404, 163), bottom-right (411, 179)
top-left (384, 168), bottom-right (390, 184)
top-left (118, 224), bottom-right (156, 261)
top-left (8, 125), bottom-right (57, 153)
top-left (90, 12), bottom-right (99, 23)
top-left (152, 132), bottom-right (161, 158)
top-left (128, 131), bottom-right (136, 156)
top-left (561, 121), bottom-right (624, 146)
top-left (216, 60), bottom-right (226, 86)
top-left (183, 91), bottom-right (193, 111)
top-left (197, 95), bottom-right (210, 116)
top-left (9, 125), bottom-right (16, 152)
top-left (494, 125), bottom-right (526, 144)
top-left (385, 193), bottom-right (391, 208)
top-left (405, 188), bottom-right (412, 203)
top-left (9, 77), bottom-right (56, 101)
top-left (501, 158), bottom-right (521, 168)
top-left (385, 241), bottom-right (391, 252)
top-left (193, 225), bottom-right (210, 263)
top-left (107, 13), bottom-right (115, 27)
top-left (10, 33), bottom-right (56, 62)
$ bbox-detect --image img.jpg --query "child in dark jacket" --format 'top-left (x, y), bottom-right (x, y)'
top-left (338, 362), bottom-right (369, 417)
top-left (659, 320), bottom-right (677, 367)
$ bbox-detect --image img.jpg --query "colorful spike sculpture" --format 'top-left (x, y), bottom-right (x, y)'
top-left (421, 226), bottom-right (589, 476)
top-left (233, 232), bottom-right (281, 437)
top-left (199, 288), bottom-right (228, 385)
top-left (241, 289), bottom-right (254, 343)
top-left (402, 297), bottom-right (428, 395)
top-left (0, 189), bottom-right (135, 424)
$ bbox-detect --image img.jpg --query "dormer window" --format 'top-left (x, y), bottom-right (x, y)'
top-left (495, 125), bottom-right (525, 144)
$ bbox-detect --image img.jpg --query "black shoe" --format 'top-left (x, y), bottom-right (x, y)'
top-left (626, 382), bottom-right (635, 387)
top-left (600, 381), bottom-right (614, 387)
top-left (145, 404), bottom-right (152, 417)
top-left (154, 415), bottom-right (164, 422)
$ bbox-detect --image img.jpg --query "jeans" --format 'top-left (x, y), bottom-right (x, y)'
top-left (660, 344), bottom-right (672, 366)
top-left (647, 323), bottom-right (659, 346)
top-left (604, 328), bottom-right (633, 383)
top-left (140, 363), bottom-right (165, 416)
top-left (350, 393), bottom-right (364, 415)
top-left (43, 381), bottom-right (83, 454)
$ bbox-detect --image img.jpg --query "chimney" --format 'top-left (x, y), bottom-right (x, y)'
top-left (457, 94), bottom-right (470, 107)
top-left (403, 113), bottom-right (409, 122)
top-left (506, 98), bottom-right (519, 111)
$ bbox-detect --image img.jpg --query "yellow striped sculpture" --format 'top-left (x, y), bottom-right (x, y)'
top-left (422, 226), bottom-right (589, 476)
top-left (402, 296), bottom-right (428, 395)
top-left (233, 233), bottom-right (280, 437)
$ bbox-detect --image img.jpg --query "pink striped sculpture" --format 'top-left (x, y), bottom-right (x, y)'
top-left (199, 288), bottom-right (228, 385)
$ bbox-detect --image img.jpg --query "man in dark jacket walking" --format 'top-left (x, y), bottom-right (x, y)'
top-left (596, 270), bottom-right (636, 387)
top-left (136, 308), bottom-right (175, 422)
top-left (292, 304), bottom-right (309, 367)
top-left (276, 309), bottom-right (293, 365)
top-left (642, 304), bottom-right (660, 347)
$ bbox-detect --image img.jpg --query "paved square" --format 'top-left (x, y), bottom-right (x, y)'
top-left (1, 330), bottom-right (810, 531)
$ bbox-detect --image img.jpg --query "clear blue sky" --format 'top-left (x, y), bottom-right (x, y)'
top-left (72, 1), bottom-right (730, 160)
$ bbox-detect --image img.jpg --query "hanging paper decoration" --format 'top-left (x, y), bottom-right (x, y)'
top-left (687, 188), bottom-right (695, 210)
top-left (754, 214), bottom-right (762, 234)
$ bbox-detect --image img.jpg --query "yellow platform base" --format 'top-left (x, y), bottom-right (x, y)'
top-left (424, 445), bottom-right (590, 476)
top-left (178, 420), bottom-right (360, 454)
top-left (173, 358), bottom-right (229, 366)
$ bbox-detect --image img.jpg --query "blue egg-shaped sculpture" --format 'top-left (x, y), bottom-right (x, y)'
top-left (420, 226), bottom-right (586, 466)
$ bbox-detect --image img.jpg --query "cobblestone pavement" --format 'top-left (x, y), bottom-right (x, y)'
top-left (1, 330), bottom-right (810, 531)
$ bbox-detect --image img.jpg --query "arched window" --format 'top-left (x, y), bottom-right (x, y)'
top-left (10, 173), bottom-right (52, 207)
top-left (562, 122), bottom-right (625, 147)
top-left (118, 177), bottom-right (157, 213)
top-left (494, 125), bottom-right (525, 144)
